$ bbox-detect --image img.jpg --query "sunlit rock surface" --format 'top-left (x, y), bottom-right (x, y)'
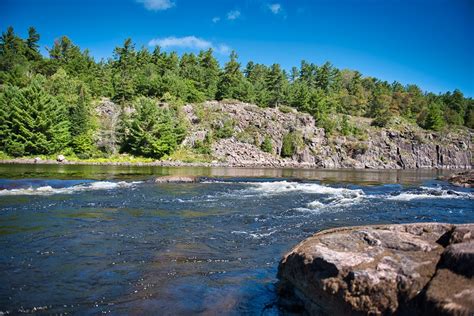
top-left (277, 223), bottom-right (474, 315)
top-left (182, 101), bottom-right (472, 169)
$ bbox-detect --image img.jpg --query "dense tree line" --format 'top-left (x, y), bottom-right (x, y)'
top-left (0, 27), bottom-right (472, 158)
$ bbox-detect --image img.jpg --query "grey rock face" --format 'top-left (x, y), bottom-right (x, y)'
top-left (182, 102), bottom-right (472, 169)
top-left (95, 99), bottom-right (122, 154)
top-left (277, 223), bottom-right (474, 316)
top-left (94, 100), bottom-right (472, 169)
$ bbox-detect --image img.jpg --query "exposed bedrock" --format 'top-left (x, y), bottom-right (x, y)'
top-left (182, 101), bottom-right (473, 169)
top-left (277, 223), bottom-right (474, 315)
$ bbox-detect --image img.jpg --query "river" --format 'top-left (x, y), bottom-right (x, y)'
top-left (0, 164), bottom-right (472, 314)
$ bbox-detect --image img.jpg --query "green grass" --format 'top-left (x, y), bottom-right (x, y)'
top-left (0, 152), bottom-right (156, 163)
top-left (0, 148), bottom-right (217, 164)
top-left (66, 154), bottom-right (156, 163)
top-left (163, 148), bottom-right (214, 163)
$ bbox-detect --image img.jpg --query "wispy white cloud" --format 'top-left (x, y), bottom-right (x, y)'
top-left (212, 16), bottom-right (221, 23)
top-left (227, 10), bottom-right (241, 20)
top-left (148, 36), bottom-right (230, 54)
top-left (137, 0), bottom-right (174, 11)
top-left (268, 3), bottom-right (282, 14)
top-left (216, 44), bottom-right (230, 54)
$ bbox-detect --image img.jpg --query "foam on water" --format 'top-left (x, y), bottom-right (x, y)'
top-left (386, 186), bottom-right (473, 201)
top-left (225, 181), bottom-right (369, 213)
top-left (0, 181), bottom-right (142, 196)
top-left (247, 181), bottom-right (364, 195)
top-left (231, 229), bottom-right (277, 239)
top-left (303, 189), bottom-right (366, 212)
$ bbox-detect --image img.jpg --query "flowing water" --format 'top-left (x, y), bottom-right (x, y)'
top-left (0, 164), bottom-right (473, 315)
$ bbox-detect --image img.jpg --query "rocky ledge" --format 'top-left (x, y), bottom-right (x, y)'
top-left (446, 171), bottom-right (474, 188)
top-left (182, 101), bottom-right (473, 169)
top-left (154, 175), bottom-right (199, 183)
top-left (277, 223), bottom-right (474, 316)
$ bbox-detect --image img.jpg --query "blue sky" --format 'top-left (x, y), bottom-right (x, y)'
top-left (1, 0), bottom-right (473, 96)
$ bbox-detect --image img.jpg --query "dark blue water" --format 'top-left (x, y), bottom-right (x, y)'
top-left (0, 165), bottom-right (472, 315)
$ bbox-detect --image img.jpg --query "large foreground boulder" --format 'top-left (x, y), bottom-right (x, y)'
top-left (277, 223), bottom-right (474, 315)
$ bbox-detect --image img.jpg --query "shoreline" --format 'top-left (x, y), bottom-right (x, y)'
top-left (0, 158), bottom-right (471, 170)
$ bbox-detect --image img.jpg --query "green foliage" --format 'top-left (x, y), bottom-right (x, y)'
top-left (281, 131), bottom-right (303, 158)
top-left (123, 97), bottom-right (186, 159)
top-left (266, 63), bottom-right (286, 107)
top-left (424, 101), bottom-right (445, 131)
top-left (236, 126), bottom-right (259, 145)
top-left (371, 110), bottom-right (392, 127)
top-left (166, 147), bottom-right (213, 163)
top-left (0, 26), bottom-right (472, 161)
top-left (213, 118), bottom-right (235, 139)
top-left (340, 115), bottom-right (351, 136)
top-left (198, 49), bottom-right (220, 99)
top-left (338, 115), bottom-right (367, 139)
top-left (465, 102), bottom-right (474, 129)
top-left (112, 38), bottom-right (136, 104)
top-left (217, 51), bottom-right (253, 102)
top-left (261, 136), bottom-right (273, 153)
top-left (1, 76), bottom-right (70, 156)
top-left (278, 105), bottom-right (293, 113)
top-left (193, 132), bottom-right (213, 155)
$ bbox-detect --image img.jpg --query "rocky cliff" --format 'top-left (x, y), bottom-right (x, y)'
top-left (181, 101), bottom-right (472, 169)
top-left (277, 223), bottom-right (474, 316)
top-left (92, 99), bottom-right (472, 169)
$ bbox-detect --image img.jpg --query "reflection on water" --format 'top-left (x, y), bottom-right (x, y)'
top-left (0, 163), bottom-right (456, 184)
top-left (0, 165), bottom-right (472, 314)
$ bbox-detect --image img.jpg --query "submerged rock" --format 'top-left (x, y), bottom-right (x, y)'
top-left (446, 170), bottom-right (474, 188)
top-left (154, 175), bottom-right (199, 183)
top-left (277, 223), bottom-right (474, 315)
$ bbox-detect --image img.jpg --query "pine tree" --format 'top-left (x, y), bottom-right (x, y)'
top-left (266, 63), bottom-right (285, 107)
top-left (5, 76), bottom-right (70, 156)
top-left (244, 62), bottom-right (268, 106)
top-left (341, 115), bottom-right (351, 136)
top-left (0, 85), bottom-right (17, 150)
top-left (261, 136), bottom-right (273, 153)
top-left (425, 101), bottom-right (445, 131)
top-left (25, 26), bottom-right (41, 61)
top-left (70, 83), bottom-right (95, 155)
top-left (0, 26), bottom-right (30, 86)
top-left (198, 49), bottom-right (219, 99)
top-left (316, 61), bottom-right (333, 92)
top-left (288, 81), bottom-right (310, 110)
top-left (112, 38), bottom-right (136, 104)
top-left (125, 97), bottom-right (185, 158)
top-left (290, 66), bottom-right (299, 82)
top-left (299, 60), bottom-right (316, 88)
top-left (217, 51), bottom-right (245, 100)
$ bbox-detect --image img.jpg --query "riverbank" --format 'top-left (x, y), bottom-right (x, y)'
top-left (1, 101), bottom-right (472, 170)
top-left (0, 157), bottom-right (472, 170)
top-left (0, 157), bottom-right (224, 167)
